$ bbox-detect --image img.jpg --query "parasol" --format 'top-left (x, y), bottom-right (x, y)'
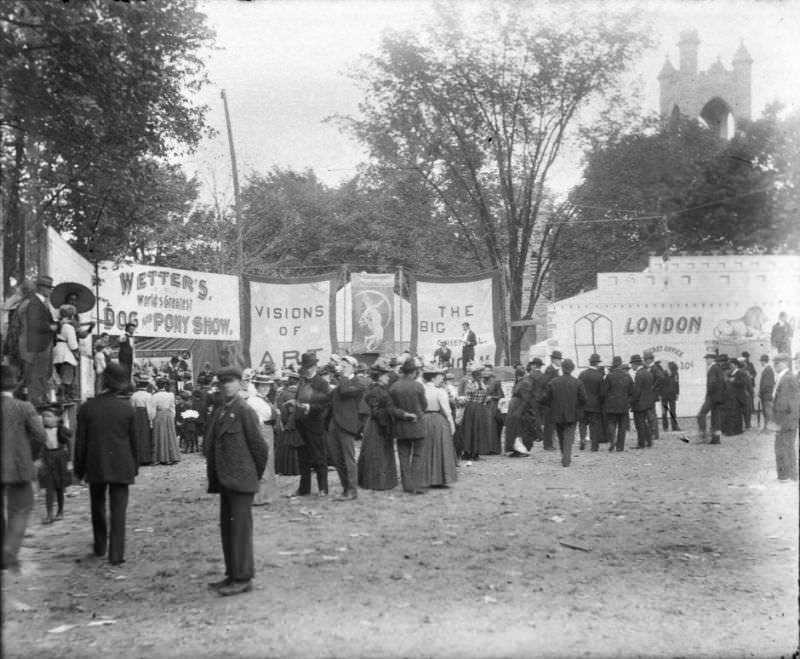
top-left (50, 282), bottom-right (96, 313)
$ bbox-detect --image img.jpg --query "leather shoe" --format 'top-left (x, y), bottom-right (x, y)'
top-left (208, 576), bottom-right (232, 590)
top-left (217, 580), bottom-right (252, 596)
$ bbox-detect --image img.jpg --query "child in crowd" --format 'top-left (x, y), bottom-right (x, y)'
top-left (37, 408), bottom-right (72, 523)
top-left (176, 390), bottom-right (200, 453)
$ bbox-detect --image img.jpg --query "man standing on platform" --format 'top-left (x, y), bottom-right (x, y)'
top-left (578, 353), bottom-right (606, 451)
top-left (603, 356), bottom-right (633, 452)
top-left (460, 323), bottom-right (477, 375)
top-left (205, 367), bottom-right (267, 596)
top-left (541, 350), bottom-right (563, 451)
top-left (539, 358), bottom-right (586, 467)
top-left (18, 275), bottom-right (57, 405)
top-left (769, 354), bottom-right (799, 482)
top-left (2, 365), bottom-right (46, 571)
top-left (697, 353), bottom-right (726, 444)
top-left (630, 354), bottom-right (654, 448)
top-left (326, 355), bottom-right (366, 500)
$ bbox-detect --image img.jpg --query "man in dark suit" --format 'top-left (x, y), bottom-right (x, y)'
top-left (388, 358), bottom-right (427, 493)
top-left (602, 356), bottom-right (633, 452)
top-left (527, 358), bottom-right (547, 445)
top-left (327, 355), bottom-right (367, 500)
top-left (18, 275), bottom-right (56, 405)
top-left (74, 363), bottom-right (137, 566)
top-left (539, 358), bottom-right (586, 467)
top-left (757, 354), bottom-right (775, 429)
top-left (630, 354), bottom-right (654, 448)
top-left (643, 352), bottom-right (664, 440)
top-left (729, 359), bottom-right (751, 430)
top-left (697, 353), bottom-right (727, 444)
top-left (2, 365), bottom-right (47, 571)
top-left (578, 353), bottom-right (605, 451)
top-left (541, 350), bottom-right (563, 451)
top-left (290, 352), bottom-right (331, 497)
top-left (460, 323), bottom-right (477, 374)
top-left (769, 353), bottom-right (799, 481)
top-left (205, 367), bottom-right (267, 596)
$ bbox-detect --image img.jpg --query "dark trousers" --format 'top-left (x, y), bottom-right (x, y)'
top-left (697, 398), bottom-right (723, 438)
top-left (326, 421), bottom-right (358, 494)
top-left (2, 482), bottom-right (34, 568)
top-left (542, 407), bottom-right (555, 450)
top-left (556, 422), bottom-right (576, 467)
top-left (396, 437), bottom-right (426, 492)
top-left (219, 487), bottom-right (255, 582)
top-left (759, 396), bottom-right (773, 427)
top-left (23, 349), bottom-right (52, 404)
top-left (647, 406), bottom-right (659, 440)
top-left (89, 483), bottom-right (129, 563)
top-left (661, 398), bottom-right (679, 430)
top-left (605, 412), bottom-right (628, 451)
top-left (775, 430), bottom-right (798, 481)
top-left (633, 410), bottom-right (652, 447)
top-left (461, 348), bottom-right (474, 374)
top-left (585, 411), bottom-right (605, 450)
top-left (297, 445), bottom-right (328, 495)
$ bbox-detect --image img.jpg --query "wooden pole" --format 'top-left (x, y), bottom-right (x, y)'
top-left (220, 89), bottom-right (243, 275)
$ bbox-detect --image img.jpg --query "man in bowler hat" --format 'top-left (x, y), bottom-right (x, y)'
top-left (578, 353), bottom-right (606, 451)
top-left (539, 358), bottom-right (586, 467)
top-left (697, 353), bottom-right (727, 444)
top-left (17, 275), bottom-right (57, 405)
top-left (629, 355), bottom-right (654, 448)
top-left (541, 350), bottom-right (563, 451)
top-left (388, 358), bottom-right (428, 492)
top-left (602, 356), bottom-right (633, 452)
top-left (205, 367), bottom-right (267, 596)
top-left (2, 365), bottom-right (47, 570)
top-left (74, 363), bottom-right (138, 565)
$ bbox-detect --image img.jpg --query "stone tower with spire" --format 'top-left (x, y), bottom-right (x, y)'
top-left (658, 30), bottom-right (752, 138)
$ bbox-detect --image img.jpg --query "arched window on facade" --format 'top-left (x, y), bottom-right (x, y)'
top-left (574, 313), bottom-right (615, 368)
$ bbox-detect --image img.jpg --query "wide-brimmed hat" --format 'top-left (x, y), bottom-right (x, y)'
top-left (0, 364), bottom-right (19, 390)
top-left (299, 352), bottom-right (318, 371)
top-left (340, 355), bottom-right (358, 369)
top-left (550, 350), bottom-right (562, 360)
top-left (589, 353), bottom-right (602, 364)
top-left (629, 354), bottom-right (643, 365)
top-left (422, 365), bottom-right (444, 376)
top-left (103, 363), bottom-right (130, 392)
top-left (50, 282), bottom-right (95, 313)
top-left (252, 373), bottom-right (274, 385)
top-left (216, 366), bottom-right (243, 382)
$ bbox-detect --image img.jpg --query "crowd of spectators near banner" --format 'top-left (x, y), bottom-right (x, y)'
top-left (1, 274), bottom-right (799, 596)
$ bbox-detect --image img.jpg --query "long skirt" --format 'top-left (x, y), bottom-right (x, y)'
top-left (274, 425), bottom-right (301, 476)
top-left (253, 424), bottom-right (279, 505)
top-left (152, 409), bottom-right (181, 465)
top-left (422, 412), bottom-right (457, 487)
top-left (132, 406), bottom-right (153, 465)
top-left (461, 401), bottom-right (496, 456)
top-left (357, 418), bottom-right (398, 491)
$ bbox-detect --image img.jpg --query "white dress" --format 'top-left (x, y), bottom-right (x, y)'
top-left (247, 394), bottom-right (279, 505)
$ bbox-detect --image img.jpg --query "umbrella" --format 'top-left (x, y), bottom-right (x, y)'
top-left (50, 282), bottom-right (95, 313)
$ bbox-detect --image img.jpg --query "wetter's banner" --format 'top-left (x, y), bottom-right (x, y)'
top-left (410, 270), bottom-right (503, 368)
top-left (96, 263), bottom-right (240, 340)
top-left (247, 273), bottom-right (338, 370)
top-left (350, 272), bottom-right (396, 354)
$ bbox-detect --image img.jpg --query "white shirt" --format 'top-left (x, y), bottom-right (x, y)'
top-left (247, 394), bottom-right (273, 423)
top-left (772, 367), bottom-right (788, 401)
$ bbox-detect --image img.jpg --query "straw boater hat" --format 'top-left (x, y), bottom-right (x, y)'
top-left (422, 365), bottom-right (444, 376)
top-left (252, 373), bottom-right (274, 386)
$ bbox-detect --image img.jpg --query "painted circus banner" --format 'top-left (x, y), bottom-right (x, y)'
top-left (247, 273), bottom-right (338, 370)
top-left (96, 262), bottom-right (240, 340)
top-left (350, 272), bottom-right (395, 354)
top-left (410, 270), bottom-right (503, 368)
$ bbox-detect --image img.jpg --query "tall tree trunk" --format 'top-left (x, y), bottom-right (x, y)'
top-left (2, 128), bottom-right (25, 293)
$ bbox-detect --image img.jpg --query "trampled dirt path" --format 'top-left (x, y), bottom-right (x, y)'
top-left (3, 424), bottom-right (798, 659)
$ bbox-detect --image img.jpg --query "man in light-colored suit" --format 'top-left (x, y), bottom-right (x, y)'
top-left (769, 354), bottom-right (799, 482)
top-left (1, 365), bottom-right (46, 571)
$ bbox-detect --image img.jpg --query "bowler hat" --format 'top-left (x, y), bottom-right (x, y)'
top-left (550, 350), bottom-right (563, 360)
top-left (0, 364), bottom-right (19, 390)
top-left (629, 354), bottom-right (643, 365)
top-left (400, 358), bottom-right (418, 374)
top-left (759, 354), bottom-right (769, 363)
top-left (611, 356), bottom-right (623, 367)
top-left (35, 275), bottom-right (54, 289)
top-left (103, 363), bottom-right (130, 392)
top-left (216, 366), bottom-right (242, 382)
top-left (589, 353), bottom-right (602, 364)
top-left (299, 352), bottom-right (318, 371)
top-left (741, 351), bottom-right (750, 358)
top-left (530, 357), bottom-right (544, 367)
top-left (716, 354), bottom-right (729, 363)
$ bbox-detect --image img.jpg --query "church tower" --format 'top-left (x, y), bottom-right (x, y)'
top-left (658, 30), bottom-right (752, 138)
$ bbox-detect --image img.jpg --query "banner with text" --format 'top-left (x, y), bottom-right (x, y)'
top-left (410, 270), bottom-right (503, 367)
top-left (350, 272), bottom-right (396, 354)
top-left (97, 263), bottom-right (240, 340)
top-left (247, 274), bottom-right (338, 370)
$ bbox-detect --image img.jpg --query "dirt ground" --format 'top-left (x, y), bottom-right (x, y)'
top-left (3, 422), bottom-right (798, 659)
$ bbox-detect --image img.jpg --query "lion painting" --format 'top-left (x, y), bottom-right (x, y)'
top-left (713, 306), bottom-right (768, 339)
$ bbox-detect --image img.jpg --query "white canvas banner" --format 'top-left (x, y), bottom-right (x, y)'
top-left (96, 262), bottom-right (240, 340)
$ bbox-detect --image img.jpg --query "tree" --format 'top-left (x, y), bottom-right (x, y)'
top-left (334, 1), bottom-right (652, 361)
top-left (554, 106), bottom-right (800, 299)
top-left (0, 0), bottom-right (213, 289)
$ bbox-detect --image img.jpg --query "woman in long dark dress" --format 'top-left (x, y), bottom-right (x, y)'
top-left (483, 367), bottom-right (505, 454)
top-left (274, 372), bottom-right (301, 476)
top-left (721, 362), bottom-right (743, 436)
top-left (358, 363), bottom-right (402, 490)
top-left (459, 364), bottom-right (495, 460)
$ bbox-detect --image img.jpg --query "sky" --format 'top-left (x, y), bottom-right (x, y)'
top-left (182, 0), bottom-right (800, 207)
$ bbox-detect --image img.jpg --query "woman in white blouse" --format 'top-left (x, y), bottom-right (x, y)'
top-left (52, 305), bottom-right (79, 401)
top-left (151, 378), bottom-right (180, 465)
top-left (421, 365), bottom-right (458, 487)
top-left (247, 373), bottom-right (279, 505)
